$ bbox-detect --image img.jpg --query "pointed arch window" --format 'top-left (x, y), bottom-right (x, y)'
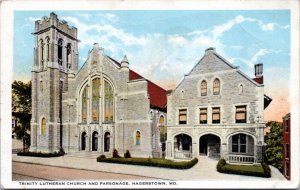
top-left (136, 131), bottom-right (141, 145)
top-left (159, 115), bottom-right (164, 126)
top-left (46, 37), bottom-right (50, 61)
top-left (201, 80), bottom-right (207, 96)
top-left (213, 78), bottom-right (220, 95)
top-left (104, 80), bottom-right (114, 122)
top-left (66, 43), bottom-right (71, 69)
top-left (58, 39), bottom-right (63, 65)
top-left (92, 78), bottom-right (100, 122)
top-left (81, 86), bottom-right (88, 123)
top-left (41, 118), bottom-right (46, 135)
top-left (40, 39), bottom-right (44, 67)
top-left (239, 84), bottom-right (244, 94)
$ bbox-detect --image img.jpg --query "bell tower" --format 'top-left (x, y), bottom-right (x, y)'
top-left (30, 12), bottom-right (79, 153)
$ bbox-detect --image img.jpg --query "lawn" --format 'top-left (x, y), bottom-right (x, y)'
top-left (97, 156), bottom-right (198, 169)
top-left (217, 159), bottom-right (271, 178)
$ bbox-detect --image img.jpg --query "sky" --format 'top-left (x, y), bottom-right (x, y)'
top-left (13, 10), bottom-right (290, 122)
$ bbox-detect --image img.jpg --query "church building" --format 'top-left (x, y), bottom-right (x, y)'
top-left (29, 13), bottom-right (167, 158)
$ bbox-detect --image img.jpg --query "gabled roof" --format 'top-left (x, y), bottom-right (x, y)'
top-left (108, 57), bottom-right (167, 110)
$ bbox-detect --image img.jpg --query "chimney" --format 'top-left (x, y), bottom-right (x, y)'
top-left (253, 63), bottom-right (263, 84)
top-left (205, 47), bottom-right (216, 55)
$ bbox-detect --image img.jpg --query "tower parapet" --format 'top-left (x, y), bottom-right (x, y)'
top-left (34, 12), bottom-right (78, 41)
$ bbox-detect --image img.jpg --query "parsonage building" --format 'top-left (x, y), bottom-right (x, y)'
top-left (29, 13), bottom-right (271, 163)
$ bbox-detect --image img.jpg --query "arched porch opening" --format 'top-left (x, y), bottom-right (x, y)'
top-left (199, 134), bottom-right (221, 158)
top-left (228, 133), bottom-right (256, 163)
top-left (92, 131), bottom-right (98, 151)
top-left (174, 134), bottom-right (192, 159)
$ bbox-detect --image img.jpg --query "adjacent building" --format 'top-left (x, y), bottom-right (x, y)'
top-left (283, 113), bottom-right (290, 180)
top-left (29, 13), bottom-right (167, 158)
top-left (165, 48), bottom-right (271, 163)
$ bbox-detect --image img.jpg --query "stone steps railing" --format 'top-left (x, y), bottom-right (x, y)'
top-left (174, 151), bottom-right (192, 159)
top-left (228, 154), bottom-right (256, 163)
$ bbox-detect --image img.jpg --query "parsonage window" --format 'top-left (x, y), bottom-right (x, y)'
top-left (232, 134), bottom-right (246, 153)
top-left (212, 107), bottom-right (220, 124)
top-left (213, 79), bottom-right (220, 95)
top-left (199, 108), bottom-right (207, 124)
top-left (179, 109), bottom-right (187, 124)
top-left (201, 81), bottom-right (207, 96)
top-left (236, 105), bottom-right (247, 123)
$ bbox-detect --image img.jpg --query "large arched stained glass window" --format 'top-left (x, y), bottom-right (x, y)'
top-left (92, 78), bottom-right (100, 122)
top-left (41, 118), bottom-right (46, 135)
top-left (104, 80), bottom-right (114, 122)
top-left (81, 86), bottom-right (88, 123)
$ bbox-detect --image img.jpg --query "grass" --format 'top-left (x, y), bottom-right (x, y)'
top-left (97, 156), bottom-right (198, 169)
top-left (217, 158), bottom-right (271, 178)
top-left (222, 164), bottom-right (264, 173)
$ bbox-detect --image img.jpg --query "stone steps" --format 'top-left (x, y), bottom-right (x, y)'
top-left (64, 152), bottom-right (101, 159)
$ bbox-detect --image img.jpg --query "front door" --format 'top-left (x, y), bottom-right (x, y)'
top-left (92, 131), bottom-right (98, 151)
top-left (81, 132), bottom-right (86, 150)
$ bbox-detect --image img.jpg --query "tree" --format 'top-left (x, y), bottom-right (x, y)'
top-left (12, 80), bottom-right (31, 152)
top-left (264, 121), bottom-right (283, 173)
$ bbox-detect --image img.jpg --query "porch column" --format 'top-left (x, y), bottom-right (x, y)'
top-left (221, 142), bottom-right (228, 159)
top-left (166, 141), bottom-right (172, 159)
top-left (192, 141), bottom-right (198, 157)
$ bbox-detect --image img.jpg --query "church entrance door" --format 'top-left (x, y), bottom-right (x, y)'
top-left (92, 131), bottom-right (98, 151)
top-left (104, 132), bottom-right (110, 152)
top-left (81, 132), bottom-right (87, 150)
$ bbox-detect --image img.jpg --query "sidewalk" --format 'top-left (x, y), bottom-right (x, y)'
top-left (12, 153), bottom-right (286, 181)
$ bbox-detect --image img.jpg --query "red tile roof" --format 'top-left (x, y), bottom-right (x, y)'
top-left (108, 56), bottom-right (167, 110)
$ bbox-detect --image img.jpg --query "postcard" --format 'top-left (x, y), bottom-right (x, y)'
top-left (1, 0), bottom-right (299, 189)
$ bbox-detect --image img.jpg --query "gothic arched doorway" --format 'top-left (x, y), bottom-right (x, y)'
top-left (199, 134), bottom-right (221, 158)
top-left (104, 132), bottom-right (110, 152)
top-left (92, 131), bottom-right (98, 151)
top-left (174, 133), bottom-right (192, 159)
top-left (81, 132), bottom-right (87, 151)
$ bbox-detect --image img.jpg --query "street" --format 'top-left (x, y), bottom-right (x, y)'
top-left (12, 162), bottom-right (157, 181)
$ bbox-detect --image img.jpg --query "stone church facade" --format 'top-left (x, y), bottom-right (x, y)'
top-left (29, 13), bottom-right (167, 158)
top-left (165, 47), bottom-right (271, 163)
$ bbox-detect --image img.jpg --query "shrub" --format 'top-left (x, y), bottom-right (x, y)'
top-left (261, 163), bottom-right (271, 177)
top-left (99, 154), bottom-right (106, 159)
top-left (17, 151), bottom-right (65, 157)
top-left (216, 158), bottom-right (226, 171)
top-left (124, 150), bottom-right (131, 158)
top-left (113, 149), bottom-right (121, 158)
top-left (216, 159), bottom-right (271, 178)
top-left (96, 156), bottom-right (198, 169)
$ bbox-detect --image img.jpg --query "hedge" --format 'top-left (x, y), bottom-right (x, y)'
top-left (17, 151), bottom-right (65, 157)
top-left (216, 158), bottom-right (271, 178)
top-left (97, 156), bottom-right (198, 169)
